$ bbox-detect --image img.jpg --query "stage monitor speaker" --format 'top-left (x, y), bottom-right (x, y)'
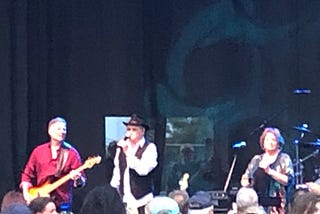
top-left (258, 195), bottom-right (281, 207)
top-left (206, 191), bottom-right (232, 213)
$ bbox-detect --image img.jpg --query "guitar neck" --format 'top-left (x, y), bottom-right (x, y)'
top-left (46, 165), bottom-right (87, 194)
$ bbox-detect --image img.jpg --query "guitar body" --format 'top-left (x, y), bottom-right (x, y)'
top-left (28, 181), bottom-right (52, 199)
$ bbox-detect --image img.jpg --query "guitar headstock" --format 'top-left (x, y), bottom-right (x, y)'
top-left (179, 172), bottom-right (190, 191)
top-left (84, 155), bottom-right (102, 168)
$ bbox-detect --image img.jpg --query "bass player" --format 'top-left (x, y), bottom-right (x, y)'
top-left (20, 117), bottom-right (86, 211)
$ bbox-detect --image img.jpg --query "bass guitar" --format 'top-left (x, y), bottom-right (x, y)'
top-left (28, 155), bottom-right (101, 200)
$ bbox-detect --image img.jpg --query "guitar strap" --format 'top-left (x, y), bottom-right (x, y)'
top-left (55, 142), bottom-right (69, 177)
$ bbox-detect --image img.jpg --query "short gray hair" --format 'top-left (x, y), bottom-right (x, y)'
top-left (48, 117), bottom-right (67, 128)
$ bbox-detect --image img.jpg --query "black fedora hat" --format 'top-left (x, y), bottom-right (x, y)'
top-left (123, 114), bottom-right (150, 130)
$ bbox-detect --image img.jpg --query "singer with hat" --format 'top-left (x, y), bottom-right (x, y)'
top-left (110, 114), bottom-right (158, 214)
top-left (240, 127), bottom-right (294, 214)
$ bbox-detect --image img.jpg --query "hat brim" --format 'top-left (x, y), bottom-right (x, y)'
top-left (122, 122), bottom-right (149, 130)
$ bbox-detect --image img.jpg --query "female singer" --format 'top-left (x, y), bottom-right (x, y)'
top-left (241, 127), bottom-right (295, 214)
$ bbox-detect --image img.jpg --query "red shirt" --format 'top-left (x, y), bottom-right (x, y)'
top-left (20, 142), bottom-right (84, 206)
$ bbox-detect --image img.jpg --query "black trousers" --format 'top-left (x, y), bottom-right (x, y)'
top-left (123, 203), bottom-right (145, 214)
top-left (137, 205), bottom-right (145, 214)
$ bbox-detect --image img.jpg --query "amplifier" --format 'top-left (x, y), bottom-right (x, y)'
top-left (207, 190), bottom-right (229, 200)
top-left (206, 191), bottom-right (232, 213)
top-left (258, 195), bottom-right (281, 207)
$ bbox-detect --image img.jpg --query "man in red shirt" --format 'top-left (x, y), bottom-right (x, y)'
top-left (20, 117), bottom-right (86, 211)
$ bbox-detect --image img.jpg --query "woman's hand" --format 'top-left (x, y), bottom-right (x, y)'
top-left (240, 175), bottom-right (251, 187)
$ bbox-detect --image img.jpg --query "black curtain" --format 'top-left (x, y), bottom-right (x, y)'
top-left (2, 0), bottom-right (320, 212)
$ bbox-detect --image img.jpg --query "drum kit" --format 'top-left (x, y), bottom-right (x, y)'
top-left (292, 123), bottom-right (320, 186)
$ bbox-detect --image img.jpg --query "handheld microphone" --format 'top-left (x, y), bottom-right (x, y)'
top-left (118, 136), bottom-right (130, 149)
top-left (232, 141), bottom-right (246, 148)
top-left (293, 89), bottom-right (311, 94)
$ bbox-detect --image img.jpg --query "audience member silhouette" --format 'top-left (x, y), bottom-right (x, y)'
top-left (144, 196), bottom-right (179, 214)
top-left (227, 187), bottom-right (265, 214)
top-left (1, 203), bottom-right (31, 214)
top-left (78, 184), bottom-right (125, 214)
top-left (168, 189), bottom-right (189, 214)
top-left (28, 197), bottom-right (57, 214)
top-left (1, 190), bottom-right (26, 213)
top-left (188, 191), bottom-right (214, 214)
top-left (289, 191), bottom-right (320, 214)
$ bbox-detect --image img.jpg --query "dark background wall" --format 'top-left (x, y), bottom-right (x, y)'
top-left (2, 0), bottom-right (320, 211)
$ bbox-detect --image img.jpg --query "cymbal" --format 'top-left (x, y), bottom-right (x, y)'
top-left (293, 124), bottom-right (311, 133)
top-left (303, 141), bottom-right (320, 146)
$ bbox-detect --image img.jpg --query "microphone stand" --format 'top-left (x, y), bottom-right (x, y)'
top-left (249, 106), bottom-right (288, 136)
top-left (224, 153), bottom-right (238, 192)
top-left (293, 135), bottom-right (303, 185)
top-left (293, 134), bottom-right (319, 186)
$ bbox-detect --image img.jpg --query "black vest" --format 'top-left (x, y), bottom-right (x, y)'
top-left (118, 141), bottom-right (155, 199)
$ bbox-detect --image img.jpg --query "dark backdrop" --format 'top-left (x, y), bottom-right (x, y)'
top-left (2, 0), bottom-right (320, 212)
